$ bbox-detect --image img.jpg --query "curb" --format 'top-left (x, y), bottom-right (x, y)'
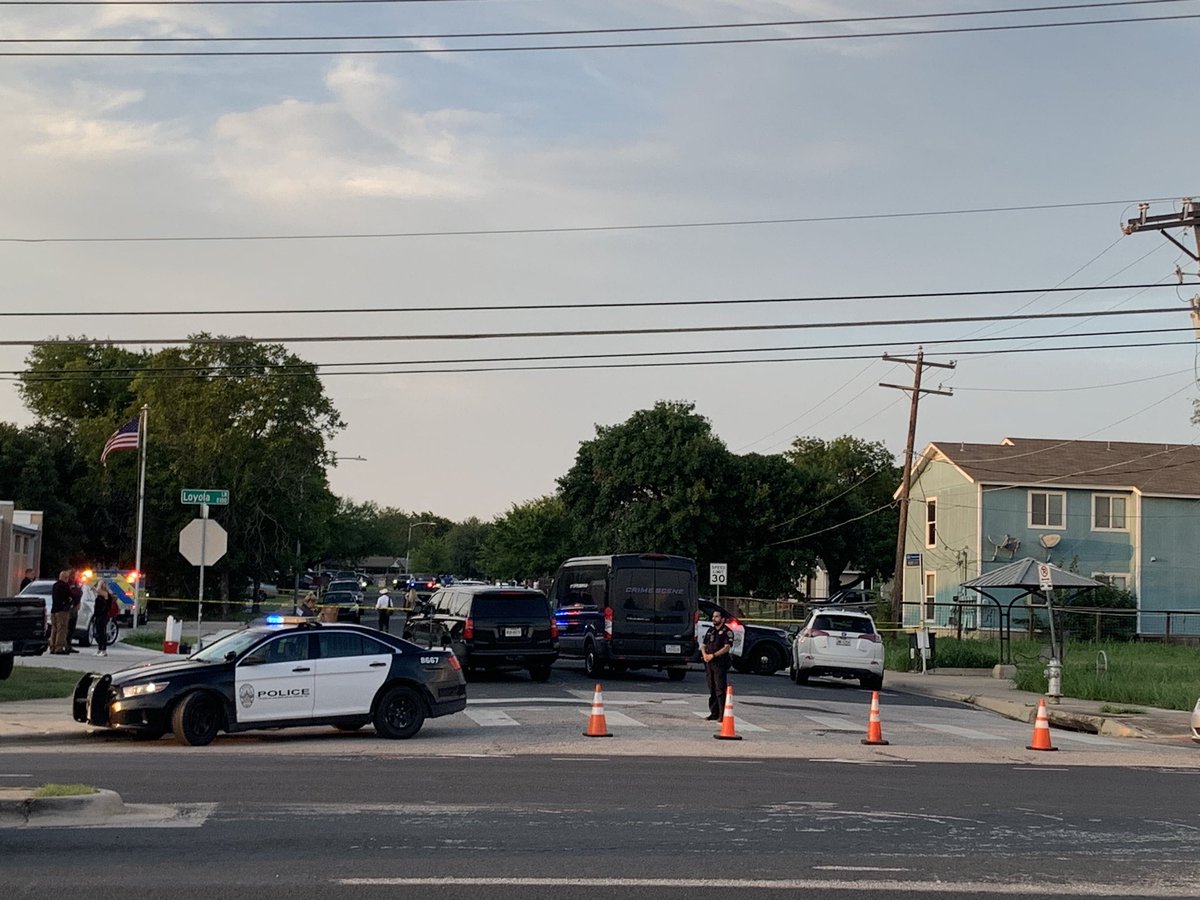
top-left (0, 788), bottom-right (124, 825)
top-left (930, 690), bottom-right (1149, 738)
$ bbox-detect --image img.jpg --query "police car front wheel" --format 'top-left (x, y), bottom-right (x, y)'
top-left (171, 692), bottom-right (222, 746)
top-left (373, 685), bottom-right (426, 739)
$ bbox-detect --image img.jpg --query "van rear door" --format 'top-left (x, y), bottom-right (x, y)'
top-left (611, 563), bottom-right (695, 659)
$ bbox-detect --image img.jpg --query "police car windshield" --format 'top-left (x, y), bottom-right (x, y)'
top-left (191, 629), bottom-right (268, 663)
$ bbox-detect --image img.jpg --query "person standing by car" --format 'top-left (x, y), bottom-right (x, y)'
top-left (19, 568), bottom-right (35, 591)
top-left (375, 587), bottom-right (393, 633)
top-left (50, 569), bottom-right (73, 654)
top-left (66, 569), bottom-right (83, 654)
top-left (93, 581), bottom-right (115, 657)
top-left (701, 608), bottom-right (735, 721)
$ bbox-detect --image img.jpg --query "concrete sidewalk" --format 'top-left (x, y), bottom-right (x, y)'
top-left (886, 667), bottom-right (1197, 745)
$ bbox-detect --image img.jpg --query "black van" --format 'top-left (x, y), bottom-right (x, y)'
top-left (403, 585), bottom-right (558, 682)
top-left (547, 553), bottom-right (698, 681)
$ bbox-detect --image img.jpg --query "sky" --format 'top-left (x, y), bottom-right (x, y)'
top-left (1, 0), bottom-right (1199, 522)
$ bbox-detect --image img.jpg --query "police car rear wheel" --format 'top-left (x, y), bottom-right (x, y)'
top-left (374, 685), bottom-right (425, 739)
top-left (583, 644), bottom-right (604, 678)
top-left (750, 645), bottom-right (783, 676)
top-left (172, 692), bottom-right (221, 746)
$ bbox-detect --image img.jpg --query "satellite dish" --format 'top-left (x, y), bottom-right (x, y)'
top-left (987, 534), bottom-right (1021, 561)
top-left (1039, 533), bottom-right (1060, 561)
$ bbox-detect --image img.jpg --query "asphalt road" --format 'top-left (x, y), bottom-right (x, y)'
top-left (2, 753), bottom-right (1198, 899)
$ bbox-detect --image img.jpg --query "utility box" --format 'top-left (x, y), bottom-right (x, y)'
top-left (908, 630), bottom-right (936, 668)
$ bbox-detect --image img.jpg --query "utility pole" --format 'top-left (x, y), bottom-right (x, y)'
top-left (881, 349), bottom-right (955, 626)
top-left (1122, 197), bottom-right (1200, 337)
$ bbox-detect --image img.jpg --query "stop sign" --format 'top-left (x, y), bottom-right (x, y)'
top-left (179, 518), bottom-right (228, 566)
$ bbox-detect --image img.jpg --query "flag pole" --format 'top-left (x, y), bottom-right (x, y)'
top-left (132, 404), bottom-right (148, 632)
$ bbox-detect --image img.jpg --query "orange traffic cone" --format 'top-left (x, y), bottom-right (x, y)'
top-left (714, 685), bottom-right (743, 741)
top-left (583, 683), bottom-right (613, 738)
top-left (1026, 698), bottom-right (1058, 751)
top-left (861, 690), bottom-right (889, 746)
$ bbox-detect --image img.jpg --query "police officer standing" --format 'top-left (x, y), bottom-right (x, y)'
top-left (701, 608), bottom-right (734, 721)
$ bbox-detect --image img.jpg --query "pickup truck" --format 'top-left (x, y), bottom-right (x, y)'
top-left (0, 596), bottom-right (49, 680)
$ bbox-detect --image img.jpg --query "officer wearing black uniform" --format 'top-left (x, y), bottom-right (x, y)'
top-left (701, 609), bottom-right (734, 721)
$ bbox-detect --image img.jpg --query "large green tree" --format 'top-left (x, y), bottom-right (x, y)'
top-left (479, 495), bottom-right (572, 581)
top-left (557, 401), bottom-right (732, 560)
top-left (785, 435), bottom-right (900, 593)
top-left (18, 336), bottom-right (342, 598)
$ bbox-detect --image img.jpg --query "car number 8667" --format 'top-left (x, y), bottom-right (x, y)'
top-left (420, 656), bottom-right (441, 664)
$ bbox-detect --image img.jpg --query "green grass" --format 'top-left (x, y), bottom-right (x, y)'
top-left (0, 666), bottom-right (81, 703)
top-left (32, 784), bottom-right (97, 798)
top-left (885, 634), bottom-right (1200, 711)
top-left (119, 628), bottom-right (167, 650)
top-left (1012, 640), bottom-right (1200, 711)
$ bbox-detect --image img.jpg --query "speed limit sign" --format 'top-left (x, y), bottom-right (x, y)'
top-left (709, 563), bottom-right (728, 586)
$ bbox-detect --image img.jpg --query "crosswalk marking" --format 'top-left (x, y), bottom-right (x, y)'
top-left (584, 709), bottom-right (646, 727)
top-left (916, 723), bottom-right (1006, 741)
top-left (1051, 730), bottom-right (1123, 746)
top-left (691, 711), bottom-right (766, 732)
top-left (464, 709), bottom-right (519, 727)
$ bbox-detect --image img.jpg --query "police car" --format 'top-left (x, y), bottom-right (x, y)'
top-left (72, 616), bottom-right (467, 746)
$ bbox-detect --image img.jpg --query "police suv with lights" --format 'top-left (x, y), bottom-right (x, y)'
top-left (72, 616), bottom-right (467, 746)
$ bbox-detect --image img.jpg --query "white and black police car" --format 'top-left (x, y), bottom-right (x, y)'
top-left (73, 616), bottom-right (467, 745)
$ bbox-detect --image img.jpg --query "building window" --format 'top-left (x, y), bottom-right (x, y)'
top-left (1092, 495), bottom-right (1128, 531)
top-left (924, 572), bottom-right (936, 620)
top-left (1093, 573), bottom-right (1129, 591)
top-left (1029, 491), bottom-right (1066, 529)
top-left (925, 498), bottom-right (938, 548)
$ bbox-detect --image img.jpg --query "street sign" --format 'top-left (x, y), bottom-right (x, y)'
top-left (181, 489), bottom-right (229, 506)
top-left (905, 553), bottom-right (922, 567)
top-left (709, 563), bottom-right (728, 586)
top-left (179, 519), bottom-right (228, 566)
top-left (1037, 563), bottom-right (1054, 591)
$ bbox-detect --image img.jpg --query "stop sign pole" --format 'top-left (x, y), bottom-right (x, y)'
top-left (196, 503), bottom-right (209, 645)
top-left (179, 503), bottom-right (228, 647)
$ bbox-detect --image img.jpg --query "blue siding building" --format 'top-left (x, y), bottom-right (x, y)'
top-left (899, 438), bottom-right (1200, 636)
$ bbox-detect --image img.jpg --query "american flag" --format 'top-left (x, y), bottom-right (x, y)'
top-left (101, 416), bottom-right (140, 466)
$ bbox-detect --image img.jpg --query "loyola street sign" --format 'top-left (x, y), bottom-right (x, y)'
top-left (180, 489), bottom-right (229, 506)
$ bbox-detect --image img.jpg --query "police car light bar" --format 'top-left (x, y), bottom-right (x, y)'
top-left (264, 615), bottom-right (316, 626)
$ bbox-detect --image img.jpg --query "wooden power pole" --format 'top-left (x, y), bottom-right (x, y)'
top-left (1122, 197), bottom-right (1200, 337)
top-left (881, 349), bottom-right (955, 626)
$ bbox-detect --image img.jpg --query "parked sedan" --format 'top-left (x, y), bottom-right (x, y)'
top-left (696, 600), bottom-right (791, 676)
top-left (72, 617), bottom-right (466, 745)
top-left (790, 609), bottom-right (885, 690)
top-left (319, 590), bottom-right (362, 624)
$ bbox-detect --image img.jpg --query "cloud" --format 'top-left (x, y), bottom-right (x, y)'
top-left (212, 59), bottom-right (496, 203)
top-left (0, 80), bottom-right (190, 161)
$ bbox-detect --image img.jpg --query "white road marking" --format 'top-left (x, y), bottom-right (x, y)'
top-left (583, 709), bottom-right (645, 727)
top-left (334, 876), bottom-right (1195, 895)
top-left (661, 699), bottom-right (690, 705)
top-left (691, 711), bottom-right (765, 732)
top-left (916, 723), bottom-right (1005, 741)
top-left (1011, 766), bottom-right (1071, 772)
top-left (1052, 731), bottom-right (1123, 746)
top-left (463, 709), bottom-right (519, 727)
top-left (813, 866), bottom-right (911, 872)
top-left (804, 715), bottom-right (859, 731)
top-left (0, 774), bottom-right (32, 778)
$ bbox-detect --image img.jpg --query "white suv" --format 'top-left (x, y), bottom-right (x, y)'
top-left (790, 609), bottom-right (885, 691)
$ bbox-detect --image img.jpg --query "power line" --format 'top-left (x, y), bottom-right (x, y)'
top-left (0, 283), bottom-right (1183, 317)
top-left (2, 198), bottom-right (1181, 244)
top-left (7, 326), bottom-right (1192, 378)
top-left (0, 305), bottom-right (1186, 347)
top-left (8, 1), bottom-right (1192, 42)
top-left (7, 337), bottom-right (1198, 381)
top-left (3, 13), bottom-right (1196, 56)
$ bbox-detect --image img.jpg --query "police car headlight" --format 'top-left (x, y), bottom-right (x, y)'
top-left (119, 681), bottom-right (169, 698)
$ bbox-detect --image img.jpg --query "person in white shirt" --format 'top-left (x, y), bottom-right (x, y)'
top-left (375, 588), bottom-right (393, 633)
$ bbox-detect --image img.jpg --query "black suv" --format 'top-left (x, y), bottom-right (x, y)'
top-left (404, 585), bottom-right (558, 682)
top-left (698, 599), bottom-right (791, 676)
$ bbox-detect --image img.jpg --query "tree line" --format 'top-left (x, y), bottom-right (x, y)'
top-left (2, 340), bottom-right (900, 600)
